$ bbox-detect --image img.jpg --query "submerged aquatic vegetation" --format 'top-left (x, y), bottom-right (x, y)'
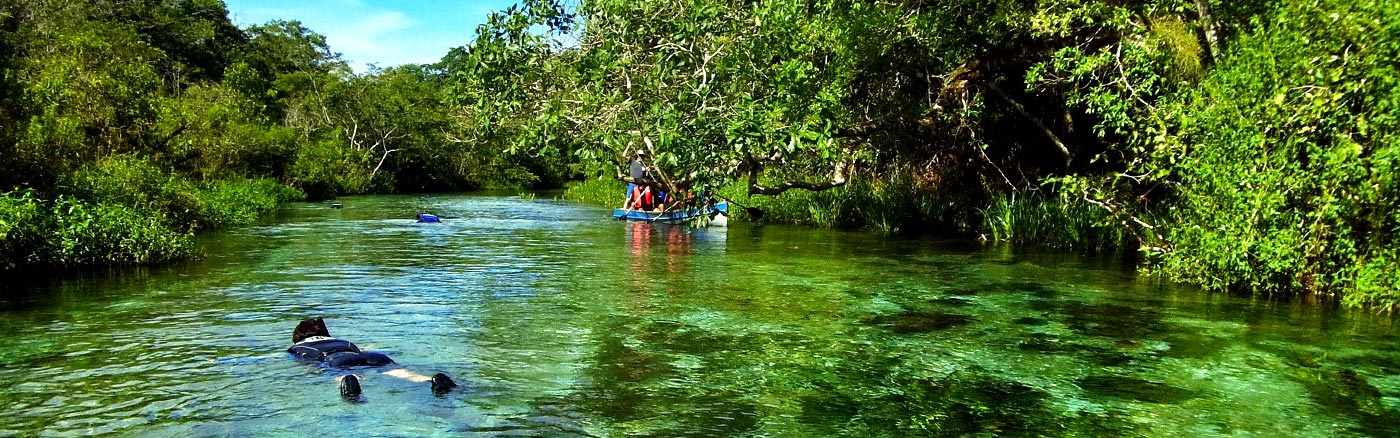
top-left (2, 195), bottom-right (1398, 436)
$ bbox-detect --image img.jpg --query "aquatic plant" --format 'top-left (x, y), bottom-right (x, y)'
top-left (561, 178), bottom-right (625, 206)
top-left (978, 190), bottom-right (1135, 254)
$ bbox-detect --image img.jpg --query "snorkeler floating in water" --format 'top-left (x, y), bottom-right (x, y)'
top-left (288, 317), bottom-right (456, 401)
top-left (416, 213), bottom-right (441, 223)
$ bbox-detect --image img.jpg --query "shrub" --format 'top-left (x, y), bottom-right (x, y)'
top-left (190, 177), bottom-right (304, 229)
top-left (73, 154), bottom-right (191, 207)
top-left (50, 197), bottom-right (193, 266)
top-left (0, 190), bottom-right (48, 270)
top-left (1152, 0), bottom-right (1400, 308)
top-left (562, 177), bottom-right (625, 206)
top-left (62, 155), bottom-right (302, 231)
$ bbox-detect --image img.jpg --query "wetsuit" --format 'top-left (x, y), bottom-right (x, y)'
top-left (288, 336), bottom-right (394, 368)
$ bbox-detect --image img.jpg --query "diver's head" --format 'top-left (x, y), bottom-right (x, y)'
top-left (292, 317), bottom-right (331, 343)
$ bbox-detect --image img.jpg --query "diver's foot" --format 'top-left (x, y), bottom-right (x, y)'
top-left (339, 374), bottom-right (362, 400)
top-left (431, 372), bottom-right (457, 394)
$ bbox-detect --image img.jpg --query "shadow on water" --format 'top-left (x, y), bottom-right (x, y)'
top-left (0, 264), bottom-right (165, 312)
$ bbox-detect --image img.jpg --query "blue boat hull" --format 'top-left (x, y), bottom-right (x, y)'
top-left (613, 202), bottom-right (728, 225)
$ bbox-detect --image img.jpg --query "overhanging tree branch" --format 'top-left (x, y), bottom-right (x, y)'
top-left (986, 83), bottom-right (1071, 169)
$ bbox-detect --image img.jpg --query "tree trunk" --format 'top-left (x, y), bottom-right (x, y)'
top-left (1195, 0), bottom-right (1220, 65)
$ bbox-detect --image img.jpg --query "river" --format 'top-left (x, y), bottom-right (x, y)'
top-left (1, 194), bottom-right (1397, 437)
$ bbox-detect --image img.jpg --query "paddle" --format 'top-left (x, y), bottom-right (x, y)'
top-left (646, 192), bottom-right (687, 224)
top-left (716, 195), bottom-right (764, 220)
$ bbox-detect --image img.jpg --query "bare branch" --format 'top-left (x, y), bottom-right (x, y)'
top-left (986, 83), bottom-right (1071, 169)
top-left (745, 158), bottom-right (852, 196)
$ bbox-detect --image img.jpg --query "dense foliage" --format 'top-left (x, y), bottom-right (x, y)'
top-left (1, 0), bottom-right (1396, 308)
top-left (0, 0), bottom-right (549, 272)
top-left (540, 0), bottom-right (1394, 308)
top-left (538, 0), bottom-right (1396, 309)
top-left (1147, 0), bottom-right (1400, 309)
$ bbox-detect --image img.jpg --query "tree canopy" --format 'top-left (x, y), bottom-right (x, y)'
top-left (1, 0), bottom-right (1396, 309)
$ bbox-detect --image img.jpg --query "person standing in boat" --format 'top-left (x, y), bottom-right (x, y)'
top-left (624, 149), bottom-right (649, 209)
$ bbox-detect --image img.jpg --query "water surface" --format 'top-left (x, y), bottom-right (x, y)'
top-left (1, 194), bottom-right (1398, 437)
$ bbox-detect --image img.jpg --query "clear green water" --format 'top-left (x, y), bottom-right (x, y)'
top-left (1, 194), bottom-right (1398, 437)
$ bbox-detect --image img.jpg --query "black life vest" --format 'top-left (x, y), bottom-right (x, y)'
top-left (287, 336), bottom-right (360, 362)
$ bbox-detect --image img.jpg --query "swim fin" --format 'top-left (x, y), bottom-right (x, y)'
top-left (431, 372), bottom-right (457, 395)
top-left (340, 374), bottom-right (362, 400)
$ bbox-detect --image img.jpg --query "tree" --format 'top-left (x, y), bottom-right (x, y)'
top-left (89, 0), bottom-right (248, 88)
top-left (326, 65), bottom-right (452, 191)
top-left (1147, 0), bottom-right (1400, 309)
top-left (5, 8), bottom-right (164, 191)
top-left (438, 0), bottom-right (582, 189)
top-left (232, 20), bottom-right (347, 121)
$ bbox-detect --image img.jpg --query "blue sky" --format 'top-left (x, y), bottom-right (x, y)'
top-left (223, 0), bottom-right (519, 73)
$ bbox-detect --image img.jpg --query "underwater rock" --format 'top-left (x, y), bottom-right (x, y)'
top-left (929, 296), bottom-right (975, 307)
top-left (863, 311), bottom-right (977, 334)
top-left (1075, 375), bottom-right (1199, 404)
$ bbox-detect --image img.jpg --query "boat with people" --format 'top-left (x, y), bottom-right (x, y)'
top-left (613, 201), bottom-right (729, 226)
top-left (614, 146), bottom-right (729, 226)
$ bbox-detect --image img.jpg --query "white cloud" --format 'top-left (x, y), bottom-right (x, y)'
top-left (323, 11), bottom-right (418, 69)
top-left (225, 0), bottom-right (508, 73)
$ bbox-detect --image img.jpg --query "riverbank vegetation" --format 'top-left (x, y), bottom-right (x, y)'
top-left (2, 0), bottom-right (1397, 309)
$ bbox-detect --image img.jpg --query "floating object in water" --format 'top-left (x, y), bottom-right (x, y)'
top-left (416, 213), bottom-right (441, 223)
